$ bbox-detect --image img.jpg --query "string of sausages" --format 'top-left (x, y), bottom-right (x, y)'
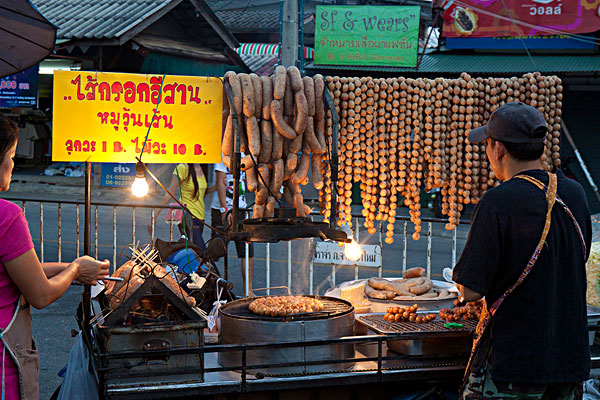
top-left (324, 72), bottom-right (562, 242)
top-left (222, 70), bottom-right (563, 243)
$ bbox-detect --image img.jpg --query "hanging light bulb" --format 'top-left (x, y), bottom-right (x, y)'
top-left (131, 162), bottom-right (149, 197)
top-left (344, 239), bottom-right (362, 261)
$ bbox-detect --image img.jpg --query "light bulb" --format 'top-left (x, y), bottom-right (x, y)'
top-left (131, 176), bottom-right (149, 197)
top-left (344, 239), bottom-right (361, 261)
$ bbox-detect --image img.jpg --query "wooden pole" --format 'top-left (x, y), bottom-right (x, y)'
top-left (82, 161), bottom-right (91, 331)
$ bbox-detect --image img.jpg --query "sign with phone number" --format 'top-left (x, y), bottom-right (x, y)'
top-left (52, 71), bottom-right (222, 163)
top-left (100, 163), bottom-right (136, 187)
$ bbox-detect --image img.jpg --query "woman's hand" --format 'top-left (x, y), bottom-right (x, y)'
top-left (75, 256), bottom-right (110, 285)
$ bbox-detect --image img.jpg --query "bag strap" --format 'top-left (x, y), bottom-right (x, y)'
top-left (514, 174), bottom-right (587, 259)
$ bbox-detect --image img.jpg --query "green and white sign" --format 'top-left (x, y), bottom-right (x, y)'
top-left (315, 5), bottom-right (420, 67)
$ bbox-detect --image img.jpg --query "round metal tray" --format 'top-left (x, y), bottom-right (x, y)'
top-left (325, 278), bottom-right (458, 312)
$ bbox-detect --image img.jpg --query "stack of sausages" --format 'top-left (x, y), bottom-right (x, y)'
top-left (221, 69), bottom-right (562, 243)
top-left (222, 67), bottom-right (328, 218)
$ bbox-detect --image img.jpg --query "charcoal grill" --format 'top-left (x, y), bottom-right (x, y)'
top-left (219, 295), bottom-right (355, 374)
top-left (357, 314), bottom-right (476, 356)
top-left (91, 272), bottom-right (206, 398)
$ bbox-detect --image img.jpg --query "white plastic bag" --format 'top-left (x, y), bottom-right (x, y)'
top-left (583, 378), bottom-right (600, 400)
top-left (57, 332), bottom-right (99, 400)
top-left (204, 284), bottom-right (226, 344)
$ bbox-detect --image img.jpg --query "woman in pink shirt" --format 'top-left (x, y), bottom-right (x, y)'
top-left (0, 115), bottom-right (110, 400)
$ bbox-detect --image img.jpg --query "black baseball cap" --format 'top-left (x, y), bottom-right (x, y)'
top-left (468, 102), bottom-right (547, 144)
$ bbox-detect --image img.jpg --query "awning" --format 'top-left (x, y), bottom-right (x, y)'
top-left (236, 43), bottom-right (314, 59)
top-left (305, 53), bottom-right (600, 75)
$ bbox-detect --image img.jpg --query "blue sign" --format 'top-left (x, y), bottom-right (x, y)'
top-left (446, 34), bottom-right (595, 50)
top-left (0, 64), bottom-right (39, 108)
top-left (100, 163), bottom-right (136, 187)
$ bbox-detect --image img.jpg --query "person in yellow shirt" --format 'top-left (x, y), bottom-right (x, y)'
top-left (149, 164), bottom-right (215, 250)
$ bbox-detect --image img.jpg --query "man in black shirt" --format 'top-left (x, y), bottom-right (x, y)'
top-left (453, 102), bottom-right (591, 399)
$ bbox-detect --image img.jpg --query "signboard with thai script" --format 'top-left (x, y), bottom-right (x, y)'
top-left (312, 242), bottom-right (382, 267)
top-left (435, 0), bottom-right (600, 38)
top-left (52, 71), bottom-right (222, 163)
top-left (0, 64), bottom-right (38, 108)
top-left (314, 5), bottom-right (420, 67)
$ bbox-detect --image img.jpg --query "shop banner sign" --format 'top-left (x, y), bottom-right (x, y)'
top-left (100, 163), bottom-right (136, 187)
top-left (0, 64), bottom-right (38, 108)
top-left (314, 5), bottom-right (420, 67)
top-left (435, 0), bottom-right (600, 38)
top-left (52, 71), bottom-right (222, 163)
top-left (312, 242), bottom-right (382, 268)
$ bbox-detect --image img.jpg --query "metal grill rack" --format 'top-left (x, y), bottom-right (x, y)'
top-left (358, 314), bottom-right (477, 336)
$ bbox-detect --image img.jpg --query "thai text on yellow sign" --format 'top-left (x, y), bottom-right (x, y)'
top-left (52, 71), bottom-right (222, 163)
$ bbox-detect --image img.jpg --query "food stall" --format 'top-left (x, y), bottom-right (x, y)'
top-left (50, 66), bottom-right (600, 399)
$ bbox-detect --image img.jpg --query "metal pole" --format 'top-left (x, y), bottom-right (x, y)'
top-left (40, 203), bottom-right (44, 263)
top-left (426, 222), bottom-right (432, 278)
top-left (83, 161), bottom-right (92, 332)
top-left (224, 81), bottom-right (241, 234)
top-left (561, 120), bottom-right (600, 205)
top-left (94, 205), bottom-right (98, 259)
top-left (287, 241), bottom-right (292, 289)
top-left (324, 90), bottom-right (339, 230)
top-left (76, 204), bottom-right (80, 257)
top-left (57, 203), bottom-right (62, 263)
top-left (355, 217), bottom-right (359, 280)
top-left (266, 243), bottom-right (271, 295)
top-left (112, 206), bottom-right (117, 272)
top-left (280, 0), bottom-right (299, 67)
top-left (309, 259), bottom-right (314, 295)
top-left (452, 228), bottom-right (457, 267)
top-left (331, 263), bottom-right (336, 287)
top-left (278, 0), bottom-right (284, 65)
top-left (245, 242), bottom-right (250, 296)
top-left (402, 221), bottom-right (408, 272)
top-left (298, 0), bottom-right (305, 72)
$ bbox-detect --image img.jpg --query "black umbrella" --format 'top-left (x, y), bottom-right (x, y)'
top-left (0, 0), bottom-right (56, 78)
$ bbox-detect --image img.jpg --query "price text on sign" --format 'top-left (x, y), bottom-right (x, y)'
top-left (312, 242), bottom-right (382, 268)
top-left (52, 71), bottom-right (223, 163)
top-left (314, 5), bottom-right (420, 67)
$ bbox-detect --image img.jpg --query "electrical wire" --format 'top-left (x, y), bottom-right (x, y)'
top-left (139, 74), bottom-right (167, 160)
top-left (499, 0), bottom-right (537, 70)
top-left (139, 157), bottom-right (226, 236)
top-left (174, 165), bottom-right (192, 272)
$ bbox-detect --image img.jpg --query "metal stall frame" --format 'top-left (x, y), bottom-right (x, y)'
top-left (95, 324), bottom-right (600, 399)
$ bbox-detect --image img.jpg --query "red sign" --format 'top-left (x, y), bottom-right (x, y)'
top-left (435, 0), bottom-right (600, 38)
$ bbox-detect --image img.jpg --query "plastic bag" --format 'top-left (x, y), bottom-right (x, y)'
top-left (204, 284), bottom-right (226, 344)
top-left (586, 214), bottom-right (600, 308)
top-left (164, 202), bottom-right (183, 225)
top-left (583, 378), bottom-right (600, 400)
top-left (57, 332), bottom-right (99, 400)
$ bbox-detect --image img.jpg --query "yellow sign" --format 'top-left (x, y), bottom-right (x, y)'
top-left (52, 71), bottom-right (223, 163)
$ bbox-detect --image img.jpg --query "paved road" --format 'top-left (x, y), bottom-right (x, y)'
top-left (3, 177), bottom-right (472, 398)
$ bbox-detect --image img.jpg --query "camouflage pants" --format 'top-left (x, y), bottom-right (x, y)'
top-left (461, 357), bottom-right (582, 400)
